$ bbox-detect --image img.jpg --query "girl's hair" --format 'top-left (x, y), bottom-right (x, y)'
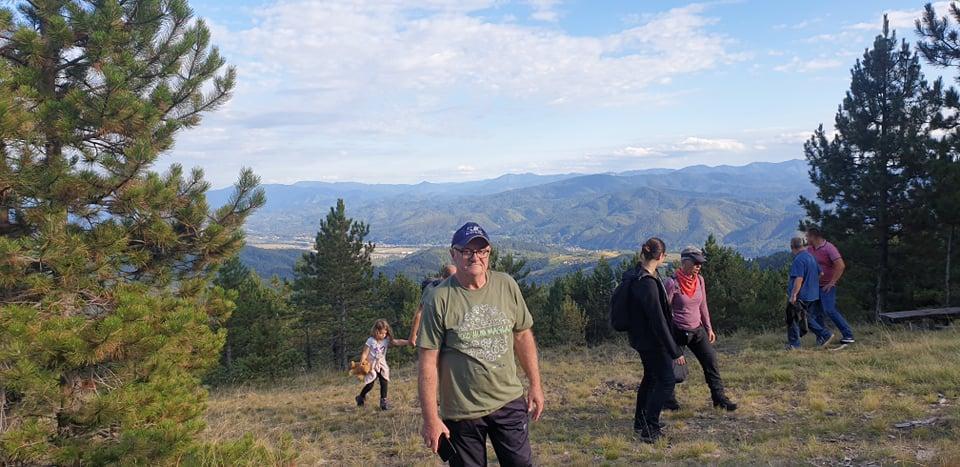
top-left (640, 237), bottom-right (666, 261)
top-left (371, 319), bottom-right (393, 339)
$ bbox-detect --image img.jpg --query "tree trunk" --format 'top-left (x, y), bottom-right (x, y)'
top-left (876, 226), bottom-right (888, 320)
top-left (948, 226), bottom-right (954, 307)
top-left (303, 329), bottom-right (313, 370)
top-left (336, 302), bottom-right (348, 370)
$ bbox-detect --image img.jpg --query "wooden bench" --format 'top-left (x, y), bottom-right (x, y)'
top-left (879, 307), bottom-right (960, 326)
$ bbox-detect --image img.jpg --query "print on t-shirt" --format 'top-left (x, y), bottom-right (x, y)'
top-left (458, 303), bottom-right (512, 364)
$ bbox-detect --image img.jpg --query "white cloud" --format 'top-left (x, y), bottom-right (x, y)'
top-left (774, 56), bottom-right (843, 73)
top-left (847, 1), bottom-right (954, 32)
top-left (617, 146), bottom-right (658, 157)
top-left (215, 1), bottom-right (742, 120)
top-left (668, 137), bottom-right (746, 152)
top-left (527, 0), bottom-right (562, 22)
top-left (172, 1), bottom-right (778, 186)
top-left (766, 131), bottom-right (814, 145)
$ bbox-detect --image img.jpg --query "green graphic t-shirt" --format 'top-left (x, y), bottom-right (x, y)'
top-left (417, 271), bottom-right (534, 421)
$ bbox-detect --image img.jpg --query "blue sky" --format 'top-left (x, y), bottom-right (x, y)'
top-left (172, 0), bottom-right (950, 187)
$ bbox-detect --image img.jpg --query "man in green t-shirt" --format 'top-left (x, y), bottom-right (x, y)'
top-left (417, 222), bottom-right (544, 466)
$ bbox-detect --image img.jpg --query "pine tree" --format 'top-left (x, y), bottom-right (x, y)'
top-left (584, 257), bottom-right (615, 345)
top-left (800, 16), bottom-right (942, 316)
top-left (556, 295), bottom-right (586, 346)
top-left (490, 249), bottom-right (537, 299)
top-left (0, 1), bottom-right (262, 463)
top-left (916, 2), bottom-right (960, 306)
top-left (293, 199), bottom-right (374, 370)
top-left (210, 257), bottom-right (302, 383)
top-left (700, 234), bottom-right (784, 331)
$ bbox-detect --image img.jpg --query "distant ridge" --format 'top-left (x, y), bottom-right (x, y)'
top-left (217, 159), bottom-right (814, 258)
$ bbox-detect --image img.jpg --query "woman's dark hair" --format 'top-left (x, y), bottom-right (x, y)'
top-left (640, 237), bottom-right (666, 261)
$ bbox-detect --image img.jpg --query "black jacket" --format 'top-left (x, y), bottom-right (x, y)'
top-left (626, 268), bottom-right (682, 359)
top-left (785, 300), bottom-right (809, 336)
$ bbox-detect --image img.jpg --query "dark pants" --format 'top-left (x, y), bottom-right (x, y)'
top-left (444, 397), bottom-right (532, 467)
top-left (635, 349), bottom-right (675, 432)
top-left (669, 326), bottom-right (726, 402)
top-left (359, 372), bottom-right (388, 400)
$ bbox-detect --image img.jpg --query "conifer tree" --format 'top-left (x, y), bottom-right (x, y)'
top-left (916, 2), bottom-right (960, 306)
top-left (0, 0), bottom-right (263, 463)
top-left (584, 257), bottom-right (615, 345)
top-left (556, 295), bottom-right (586, 346)
top-left (293, 199), bottom-right (374, 370)
top-left (210, 257), bottom-right (301, 383)
top-left (800, 17), bottom-right (942, 316)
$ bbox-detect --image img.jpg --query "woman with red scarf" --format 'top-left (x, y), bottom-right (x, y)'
top-left (663, 247), bottom-right (737, 412)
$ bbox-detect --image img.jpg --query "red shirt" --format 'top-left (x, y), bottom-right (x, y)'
top-left (808, 240), bottom-right (842, 286)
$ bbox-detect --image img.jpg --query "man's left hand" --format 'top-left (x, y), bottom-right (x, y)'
top-left (708, 329), bottom-right (716, 343)
top-left (527, 385), bottom-right (545, 421)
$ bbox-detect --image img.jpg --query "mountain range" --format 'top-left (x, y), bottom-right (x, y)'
top-left (212, 159), bottom-right (816, 259)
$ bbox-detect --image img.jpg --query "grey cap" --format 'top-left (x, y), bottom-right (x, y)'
top-left (680, 246), bottom-right (707, 264)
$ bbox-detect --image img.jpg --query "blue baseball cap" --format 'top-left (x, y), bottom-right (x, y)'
top-left (451, 222), bottom-right (490, 248)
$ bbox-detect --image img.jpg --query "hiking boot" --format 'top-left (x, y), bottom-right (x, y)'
top-left (663, 399), bottom-right (681, 411)
top-left (712, 395), bottom-right (738, 412)
top-left (634, 426), bottom-right (663, 444)
top-left (840, 337), bottom-right (855, 344)
top-left (379, 398), bottom-right (391, 410)
top-left (355, 395), bottom-right (365, 407)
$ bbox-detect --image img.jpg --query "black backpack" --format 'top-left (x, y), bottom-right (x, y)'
top-left (610, 267), bottom-right (642, 332)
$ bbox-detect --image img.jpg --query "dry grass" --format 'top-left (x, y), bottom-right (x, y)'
top-left (202, 325), bottom-right (960, 466)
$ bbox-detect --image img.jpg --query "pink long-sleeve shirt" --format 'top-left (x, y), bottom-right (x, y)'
top-left (664, 275), bottom-right (713, 333)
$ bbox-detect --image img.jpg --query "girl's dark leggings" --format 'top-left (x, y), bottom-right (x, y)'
top-left (359, 372), bottom-right (388, 400)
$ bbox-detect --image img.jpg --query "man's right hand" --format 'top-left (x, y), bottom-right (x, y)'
top-left (676, 355), bottom-right (686, 365)
top-left (421, 416), bottom-right (451, 454)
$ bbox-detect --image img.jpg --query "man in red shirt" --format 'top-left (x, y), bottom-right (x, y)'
top-left (805, 227), bottom-right (855, 345)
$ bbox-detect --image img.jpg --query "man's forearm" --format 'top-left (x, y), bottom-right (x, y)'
top-left (409, 305), bottom-right (424, 342)
top-left (832, 260), bottom-right (845, 284)
top-left (418, 348), bottom-right (441, 421)
top-left (514, 330), bottom-right (542, 388)
top-left (791, 277), bottom-right (803, 300)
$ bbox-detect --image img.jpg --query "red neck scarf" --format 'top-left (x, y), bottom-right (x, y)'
top-left (675, 268), bottom-right (698, 298)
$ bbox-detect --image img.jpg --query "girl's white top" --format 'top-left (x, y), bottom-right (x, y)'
top-left (363, 336), bottom-right (390, 384)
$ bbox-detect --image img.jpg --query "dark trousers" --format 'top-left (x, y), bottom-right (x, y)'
top-left (444, 397), bottom-right (532, 467)
top-left (359, 372), bottom-right (388, 400)
top-left (670, 326), bottom-right (726, 401)
top-left (635, 349), bottom-right (676, 432)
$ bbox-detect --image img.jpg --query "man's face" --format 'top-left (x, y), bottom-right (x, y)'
top-left (806, 232), bottom-right (820, 245)
top-left (451, 238), bottom-right (491, 277)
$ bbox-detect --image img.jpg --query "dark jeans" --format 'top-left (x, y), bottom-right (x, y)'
top-left (635, 349), bottom-right (675, 432)
top-left (669, 326), bottom-right (726, 401)
top-left (444, 397), bottom-right (532, 467)
top-left (359, 372), bottom-right (388, 400)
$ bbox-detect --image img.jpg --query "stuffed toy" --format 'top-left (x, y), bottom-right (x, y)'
top-left (348, 359), bottom-right (371, 381)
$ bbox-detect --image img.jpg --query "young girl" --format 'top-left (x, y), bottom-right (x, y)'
top-left (355, 319), bottom-right (410, 410)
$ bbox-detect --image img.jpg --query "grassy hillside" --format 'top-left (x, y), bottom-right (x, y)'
top-left (201, 325), bottom-right (960, 465)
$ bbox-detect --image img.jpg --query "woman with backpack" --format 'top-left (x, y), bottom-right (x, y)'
top-left (626, 237), bottom-right (686, 443)
top-left (663, 247), bottom-right (737, 412)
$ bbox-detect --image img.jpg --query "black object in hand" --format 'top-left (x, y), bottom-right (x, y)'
top-left (438, 433), bottom-right (457, 462)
